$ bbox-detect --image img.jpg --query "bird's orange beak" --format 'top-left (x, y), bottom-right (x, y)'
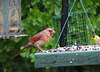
top-left (51, 30), bottom-right (56, 34)
top-left (91, 37), bottom-right (94, 39)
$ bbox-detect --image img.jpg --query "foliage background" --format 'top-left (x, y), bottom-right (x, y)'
top-left (0, 0), bottom-right (100, 72)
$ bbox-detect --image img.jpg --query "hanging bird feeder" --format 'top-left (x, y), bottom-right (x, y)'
top-left (0, 0), bottom-right (27, 39)
top-left (35, 0), bottom-right (100, 68)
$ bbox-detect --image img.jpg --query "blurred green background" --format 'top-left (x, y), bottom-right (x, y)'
top-left (0, 0), bottom-right (100, 72)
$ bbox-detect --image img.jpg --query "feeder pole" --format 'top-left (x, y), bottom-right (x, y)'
top-left (58, 0), bottom-right (68, 72)
top-left (60, 0), bottom-right (68, 47)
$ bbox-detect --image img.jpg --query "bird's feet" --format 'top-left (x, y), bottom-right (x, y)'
top-left (38, 46), bottom-right (46, 52)
top-left (40, 50), bottom-right (46, 52)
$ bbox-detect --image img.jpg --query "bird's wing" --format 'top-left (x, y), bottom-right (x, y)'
top-left (30, 36), bottom-right (44, 42)
top-left (29, 31), bottom-right (46, 43)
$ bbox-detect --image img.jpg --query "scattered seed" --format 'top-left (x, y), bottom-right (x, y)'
top-left (76, 54), bottom-right (78, 56)
top-left (43, 60), bottom-right (45, 62)
top-left (70, 61), bottom-right (72, 64)
top-left (40, 45), bottom-right (100, 53)
top-left (42, 64), bottom-right (44, 65)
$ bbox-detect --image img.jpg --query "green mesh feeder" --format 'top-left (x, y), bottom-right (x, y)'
top-left (35, 0), bottom-right (100, 68)
top-left (53, 11), bottom-right (88, 47)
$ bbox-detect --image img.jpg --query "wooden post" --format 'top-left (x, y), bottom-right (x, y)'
top-left (58, 0), bottom-right (68, 72)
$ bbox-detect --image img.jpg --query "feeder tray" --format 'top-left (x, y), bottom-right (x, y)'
top-left (35, 45), bottom-right (100, 68)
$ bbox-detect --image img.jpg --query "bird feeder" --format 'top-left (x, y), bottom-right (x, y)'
top-left (53, 11), bottom-right (88, 47)
top-left (0, 0), bottom-right (27, 39)
top-left (35, 0), bottom-right (100, 68)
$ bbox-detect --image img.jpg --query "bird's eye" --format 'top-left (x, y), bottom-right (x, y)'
top-left (93, 36), bottom-right (95, 38)
top-left (49, 30), bottom-right (52, 33)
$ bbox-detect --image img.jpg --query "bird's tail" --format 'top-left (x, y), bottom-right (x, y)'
top-left (14, 43), bottom-right (31, 57)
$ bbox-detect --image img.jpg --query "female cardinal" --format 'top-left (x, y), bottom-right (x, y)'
top-left (91, 35), bottom-right (100, 44)
top-left (14, 28), bottom-right (55, 57)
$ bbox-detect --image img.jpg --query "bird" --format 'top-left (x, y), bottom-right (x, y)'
top-left (14, 28), bottom-right (55, 57)
top-left (91, 35), bottom-right (100, 44)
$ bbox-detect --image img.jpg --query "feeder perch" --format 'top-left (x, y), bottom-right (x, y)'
top-left (0, 0), bottom-right (28, 39)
